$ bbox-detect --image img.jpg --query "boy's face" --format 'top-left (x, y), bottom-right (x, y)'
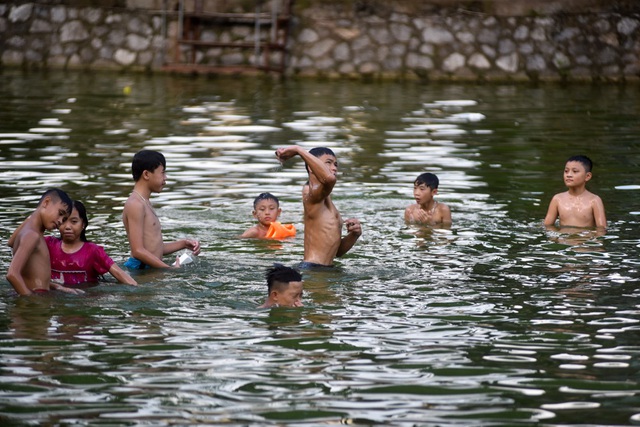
top-left (564, 161), bottom-right (591, 188)
top-left (146, 166), bottom-right (167, 193)
top-left (253, 199), bottom-right (281, 227)
top-left (43, 199), bottom-right (70, 231)
top-left (319, 154), bottom-right (338, 176)
top-left (413, 183), bottom-right (437, 206)
top-left (273, 281), bottom-right (303, 307)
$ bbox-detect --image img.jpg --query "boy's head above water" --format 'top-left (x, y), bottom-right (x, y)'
top-left (414, 172), bottom-right (439, 190)
top-left (565, 155), bottom-right (593, 173)
top-left (253, 192), bottom-right (282, 227)
top-left (264, 263), bottom-right (303, 308)
top-left (132, 150), bottom-right (166, 181)
top-left (38, 188), bottom-right (73, 230)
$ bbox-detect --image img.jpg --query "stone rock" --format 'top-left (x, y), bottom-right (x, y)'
top-left (419, 44), bottom-right (434, 55)
top-left (51, 6), bottom-right (66, 23)
top-left (618, 17), bottom-right (639, 36)
top-left (109, 29), bottom-right (126, 46)
top-left (334, 27), bottom-right (360, 41)
top-left (552, 51), bottom-right (570, 69)
top-left (138, 50), bottom-right (153, 65)
top-left (334, 42), bottom-right (350, 61)
top-left (478, 28), bottom-right (499, 45)
top-left (456, 31), bottom-right (474, 44)
top-left (307, 39), bottom-right (335, 59)
top-left (481, 44), bottom-right (496, 58)
top-left (9, 4), bottom-right (33, 23)
top-left (30, 19), bottom-right (52, 33)
top-left (597, 46), bottom-right (617, 65)
top-left (497, 53), bottom-right (518, 72)
top-left (8, 36), bottom-right (25, 48)
top-left (61, 21), bottom-right (89, 43)
top-left (514, 25), bottom-right (529, 40)
top-left (499, 39), bottom-right (515, 54)
top-left (91, 38), bottom-right (103, 49)
top-left (422, 27), bottom-right (453, 44)
top-left (390, 23), bottom-right (412, 42)
top-left (0, 18), bottom-right (6, 34)
top-left (518, 43), bottom-right (533, 54)
top-left (115, 48), bottom-right (136, 65)
top-left (359, 62), bottom-right (379, 73)
top-left (68, 53), bottom-right (82, 67)
top-left (127, 34), bottom-right (150, 51)
top-left (81, 8), bottom-right (103, 24)
top-left (468, 53), bottom-right (490, 69)
top-left (106, 14), bottom-right (122, 24)
top-left (526, 54), bottom-right (546, 71)
top-left (3, 50), bottom-right (24, 64)
top-left (298, 28), bottom-right (318, 43)
top-left (443, 52), bottom-right (465, 72)
top-left (530, 27), bottom-right (546, 42)
top-left (370, 27), bottom-right (391, 45)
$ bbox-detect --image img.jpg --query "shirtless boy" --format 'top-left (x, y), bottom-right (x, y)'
top-left (259, 263), bottom-right (303, 308)
top-left (275, 146), bottom-right (362, 267)
top-left (122, 150), bottom-right (200, 269)
top-left (544, 155), bottom-right (606, 229)
top-left (404, 172), bottom-right (452, 225)
top-left (7, 188), bottom-right (81, 296)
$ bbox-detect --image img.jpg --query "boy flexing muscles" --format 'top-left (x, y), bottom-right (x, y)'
top-left (275, 146), bottom-right (361, 267)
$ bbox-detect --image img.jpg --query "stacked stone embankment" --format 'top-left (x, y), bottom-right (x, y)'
top-left (1, 2), bottom-right (639, 81)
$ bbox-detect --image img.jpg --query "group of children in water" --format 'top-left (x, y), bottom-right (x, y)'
top-left (6, 147), bottom-right (605, 307)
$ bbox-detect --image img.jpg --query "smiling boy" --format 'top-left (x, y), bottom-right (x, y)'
top-left (544, 155), bottom-right (606, 229)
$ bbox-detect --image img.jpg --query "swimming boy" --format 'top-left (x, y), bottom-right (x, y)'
top-left (275, 145), bottom-right (362, 267)
top-left (544, 155), bottom-right (606, 229)
top-left (404, 172), bottom-right (452, 225)
top-left (259, 263), bottom-right (303, 308)
top-left (122, 150), bottom-right (200, 269)
top-left (240, 192), bottom-right (296, 239)
top-left (7, 188), bottom-right (82, 296)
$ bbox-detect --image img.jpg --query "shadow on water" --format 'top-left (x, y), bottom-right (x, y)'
top-left (0, 70), bottom-right (639, 425)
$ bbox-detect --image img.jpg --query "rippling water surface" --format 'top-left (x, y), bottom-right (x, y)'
top-left (0, 70), bottom-right (639, 426)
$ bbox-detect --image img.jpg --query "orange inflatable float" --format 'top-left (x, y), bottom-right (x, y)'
top-left (265, 221), bottom-right (296, 239)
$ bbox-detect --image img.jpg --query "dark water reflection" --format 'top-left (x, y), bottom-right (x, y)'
top-left (0, 70), bottom-right (639, 426)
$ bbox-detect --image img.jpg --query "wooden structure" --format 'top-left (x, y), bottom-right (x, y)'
top-left (163, 0), bottom-right (293, 74)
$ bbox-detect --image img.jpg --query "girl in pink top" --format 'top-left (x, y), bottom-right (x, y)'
top-left (46, 201), bottom-right (137, 287)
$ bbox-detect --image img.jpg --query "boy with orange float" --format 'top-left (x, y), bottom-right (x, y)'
top-left (240, 192), bottom-right (296, 239)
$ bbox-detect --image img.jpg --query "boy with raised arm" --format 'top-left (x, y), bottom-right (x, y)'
top-left (259, 263), bottom-right (304, 308)
top-left (544, 155), bottom-right (606, 229)
top-left (275, 146), bottom-right (362, 267)
top-left (7, 188), bottom-right (82, 296)
top-left (404, 172), bottom-right (452, 225)
top-left (122, 150), bottom-right (200, 269)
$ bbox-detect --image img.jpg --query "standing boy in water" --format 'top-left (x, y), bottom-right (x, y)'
top-left (404, 172), bottom-right (452, 225)
top-left (275, 145), bottom-right (362, 267)
top-left (259, 263), bottom-right (304, 308)
top-left (7, 188), bottom-right (82, 296)
top-left (544, 155), bottom-right (606, 229)
top-left (122, 150), bottom-right (200, 269)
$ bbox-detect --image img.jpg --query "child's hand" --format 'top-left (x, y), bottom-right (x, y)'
top-left (344, 218), bottom-right (362, 237)
top-left (185, 239), bottom-right (200, 255)
top-left (275, 146), bottom-right (299, 162)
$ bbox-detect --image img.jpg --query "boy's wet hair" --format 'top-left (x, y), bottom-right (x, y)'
top-left (39, 188), bottom-right (73, 215)
top-left (253, 192), bottom-right (279, 209)
top-left (414, 172), bottom-right (439, 189)
top-left (567, 155), bottom-right (593, 173)
top-left (132, 150), bottom-right (166, 181)
top-left (305, 147), bottom-right (336, 174)
top-left (265, 263), bottom-right (302, 293)
top-left (73, 200), bottom-right (89, 242)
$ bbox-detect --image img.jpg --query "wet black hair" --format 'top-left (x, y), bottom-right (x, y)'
top-left (265, 263), bottom-right (302, 293)
top-left (72, 200), bottom-right (89, 242)
top-left (566, 155), bottom-right (593, 173)
top-left (39, 188), bottom-right (73, 215)
top-left (253, 192), bottom-right (279, 209)
top-left (414, 172), bottom-right (439, 190)
top-left (305, 147), bottom-right (336, 174)
top-left (132, 150), bottom-right (166, 181)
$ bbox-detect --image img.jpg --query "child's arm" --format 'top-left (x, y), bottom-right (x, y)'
top-left (6, 231), bottom-right (38, 296)
top-left (336, 218), bottom-right (362, 257)
top-left (592, 196), bottom-right (607, 229)
top-left (50, 283), bottom-right (85, 294)
top-left (163, 239), bottom-right (200, 256)
top-left (108, 264), bottom-right (137, 286)
top-left (239, 226), bottom-right (260, 238)
top-left (543, 196), bottom-right (560, 226)
top-left (276, 146), bottom-right (336, 203)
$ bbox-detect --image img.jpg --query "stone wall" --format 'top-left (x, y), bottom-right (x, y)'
top-left (289, 3), bottom-right (640, 82)
top-left (1, 1), bottom-right (639, 81)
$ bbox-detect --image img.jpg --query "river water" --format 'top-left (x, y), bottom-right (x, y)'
top-left (0, 70), bottom-right (639, 426)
